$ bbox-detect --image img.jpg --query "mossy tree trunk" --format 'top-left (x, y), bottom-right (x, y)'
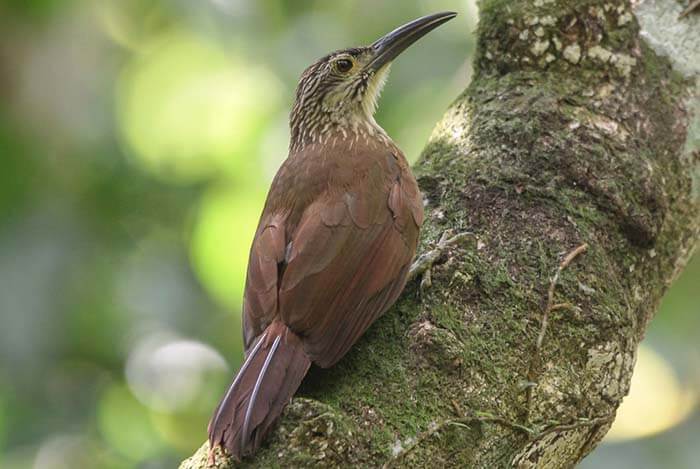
top-left (182, 0), bottom-right (699, 467)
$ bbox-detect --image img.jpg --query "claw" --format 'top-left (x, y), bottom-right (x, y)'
top-left (408, 230), bottom-right (474, 288)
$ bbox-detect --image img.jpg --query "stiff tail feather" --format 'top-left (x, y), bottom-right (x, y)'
top-left (208, 321), bottom-right (311, 461)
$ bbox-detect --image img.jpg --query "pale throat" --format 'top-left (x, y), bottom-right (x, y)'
top-left (290, 66), bottom-right (393, 152)
top-left (343, 64), bottom-right (391, 134)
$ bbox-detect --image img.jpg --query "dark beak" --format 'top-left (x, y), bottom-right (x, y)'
top-left (366, 11), bottom-right (457, 72)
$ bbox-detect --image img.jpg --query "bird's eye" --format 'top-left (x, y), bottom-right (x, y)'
top-left (335, 58), bottom-right (354, 73)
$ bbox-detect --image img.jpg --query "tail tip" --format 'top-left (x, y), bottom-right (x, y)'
top-left (206, 445), bottom-right (216, 467)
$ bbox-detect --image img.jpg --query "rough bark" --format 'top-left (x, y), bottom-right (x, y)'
top-left (181, 0), bottom-right (699, 467)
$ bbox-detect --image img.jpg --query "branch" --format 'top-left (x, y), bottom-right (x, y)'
top-left (182, 0), bottom-right (699, 466)
top-left (525, 243), bottom-right (588, 422)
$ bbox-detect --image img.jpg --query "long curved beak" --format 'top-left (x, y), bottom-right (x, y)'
top-left (366, 11), bottom-right (457, 72)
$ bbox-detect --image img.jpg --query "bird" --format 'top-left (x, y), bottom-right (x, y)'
top-left (208, 11), bottom-right (457, 461)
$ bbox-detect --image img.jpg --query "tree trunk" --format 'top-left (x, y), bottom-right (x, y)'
top-left (181, 0), bottom-right (699, 467)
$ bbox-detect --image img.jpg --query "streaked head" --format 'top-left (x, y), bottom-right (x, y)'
top-left (290, 12), bottom-right (457, 148)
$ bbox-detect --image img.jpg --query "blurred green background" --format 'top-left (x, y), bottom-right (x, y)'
top-left (0, 0), bottom-right (696, 468)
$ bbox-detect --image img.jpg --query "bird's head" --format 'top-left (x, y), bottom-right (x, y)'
top-left (290, 12), bottom-right (457, 150)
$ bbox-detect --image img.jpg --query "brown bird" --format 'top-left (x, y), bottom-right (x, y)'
top-left (208, 11), bottom-right (457, 460)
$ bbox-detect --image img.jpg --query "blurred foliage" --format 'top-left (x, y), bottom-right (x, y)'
top-left (0, 0), bottom-right (696, 468)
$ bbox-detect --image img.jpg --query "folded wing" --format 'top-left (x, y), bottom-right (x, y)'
top-left (279, 175), bottom-right (421, 367)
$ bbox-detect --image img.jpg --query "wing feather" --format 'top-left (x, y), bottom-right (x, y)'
top-left (242, 215), bottom-right (286, 351)
top-left (279, 178), bottom-right (420, 367)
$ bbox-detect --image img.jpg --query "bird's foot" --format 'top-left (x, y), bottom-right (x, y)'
top-left (408, 230), bottom-right (474, 290)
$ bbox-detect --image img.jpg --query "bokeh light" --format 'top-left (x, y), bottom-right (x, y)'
top-left (190, 185), bottom-right (266, 309)
top-left (125, 335), bottom-right (228, 412)
top-left (150, 409), bottom-right (213, 454)
top-left (116, 31), bottom-right (282, 183)
top-left (606, 345), bottom-right (697, 442)
top-left (32, 435), bottom-right (122, 469)
top-left (97, 384), bottom-right (164, 462)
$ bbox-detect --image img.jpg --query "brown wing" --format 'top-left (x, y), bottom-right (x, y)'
top-left (241, 213), bottom-right (286, 352)
top-left (279, 174), bottom-right (422, 367)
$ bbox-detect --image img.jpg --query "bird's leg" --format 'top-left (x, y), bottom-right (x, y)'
top-left (408, 230), bottom-right (474, 289)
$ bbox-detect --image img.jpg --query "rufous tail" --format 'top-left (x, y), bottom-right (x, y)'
top-left (208, 321), bottom-right (311, 461)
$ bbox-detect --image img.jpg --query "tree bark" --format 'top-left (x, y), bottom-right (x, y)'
top-left (181, 0), bottom-right (699, 467)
